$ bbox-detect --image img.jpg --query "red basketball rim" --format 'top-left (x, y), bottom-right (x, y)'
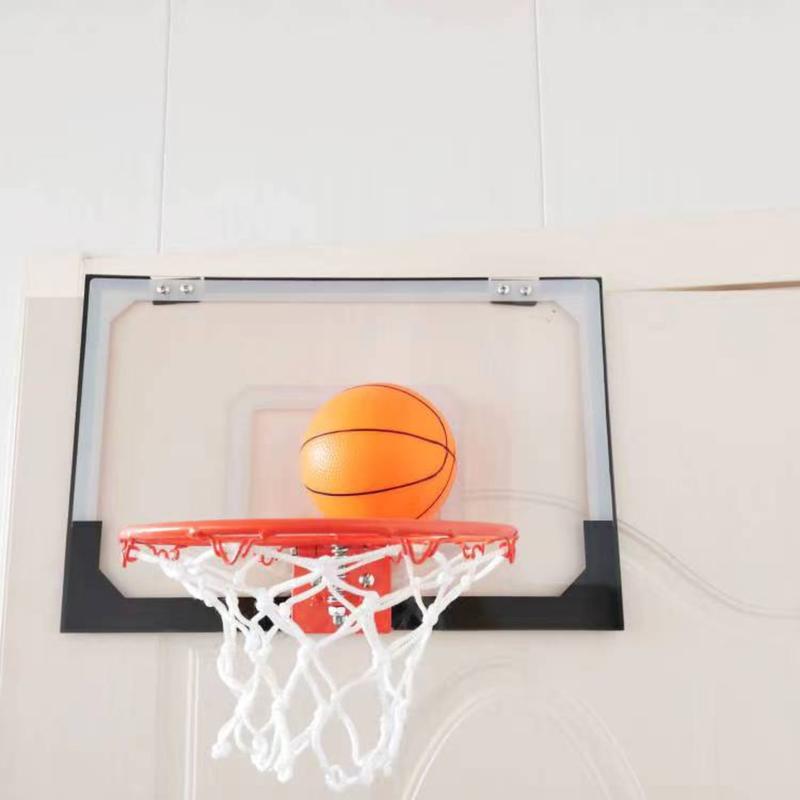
top-left (120, 517), bottom-right (518, 567)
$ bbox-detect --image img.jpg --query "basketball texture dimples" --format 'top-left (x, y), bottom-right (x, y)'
top-left (300, 384), bottom-right (457, 519)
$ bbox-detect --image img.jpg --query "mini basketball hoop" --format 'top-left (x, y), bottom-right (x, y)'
top-left (120, 517), bottom-right (517, 790)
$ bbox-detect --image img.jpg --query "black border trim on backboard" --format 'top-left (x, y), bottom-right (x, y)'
top-left (61, 275), bottom-right (623, 633)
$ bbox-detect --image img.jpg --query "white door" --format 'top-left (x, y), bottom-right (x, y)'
top-left (2, 238), bottom-right (800, 799)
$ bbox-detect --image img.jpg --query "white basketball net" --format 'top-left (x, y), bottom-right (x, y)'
top-left (128, 536), bottom-right (513, 790)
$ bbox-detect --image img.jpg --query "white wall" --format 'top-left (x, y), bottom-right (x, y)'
top-left (2, 0), bottom-right (800, 633)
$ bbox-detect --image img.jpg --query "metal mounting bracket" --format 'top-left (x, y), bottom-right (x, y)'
top-left (489, 277), bottom-right (539, 305)
top-left (150, 276), bottom-right (205, 303)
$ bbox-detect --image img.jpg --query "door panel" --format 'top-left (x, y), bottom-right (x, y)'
top-left (2, 249), bottom-right (798, 798)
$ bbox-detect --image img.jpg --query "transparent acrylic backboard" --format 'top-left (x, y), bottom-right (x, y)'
top-left (62, 275), bottom-right (621, 632)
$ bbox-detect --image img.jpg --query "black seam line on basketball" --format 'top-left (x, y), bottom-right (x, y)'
top-left (300, 427), bottom-right (454, 457)
top-left (319, 384), bottom-right (453, 498)
top-left (305, 424), bottom-right (453, 497)
top-left (361, 383), bottom-right (450, 451)
top-left (415, 451), bottom-right (457, 519)
top-left (303, 454), bottom-right (456, 498)
top-left (354, 383), bottom-right (450, 452)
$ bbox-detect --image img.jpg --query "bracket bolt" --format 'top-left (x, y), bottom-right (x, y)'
top-left (155, 284), bottom-right (170, 295)
top-left (496, 284), bottom-right (510, 296)
top-left (179, 283), bottom-right (195, 294)
top-left (519, 285), bottom-right (532, 296)
top-left (358, 573), bottom-right (375, 588)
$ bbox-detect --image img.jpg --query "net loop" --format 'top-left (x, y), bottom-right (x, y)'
top-left (402, 537), bottom-right (440, 564)
top-left (210, 535), bottom-right (258, 564)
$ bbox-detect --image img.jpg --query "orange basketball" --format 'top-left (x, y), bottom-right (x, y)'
top-left (300, 384), bottom-right (456, 519)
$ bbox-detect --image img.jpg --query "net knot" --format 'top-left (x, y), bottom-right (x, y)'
top-left (252, 735), bottom-right (269, 757)
top-left (316, 555), bottom-right (343, 585)
top-left (254, 589), bottom-right (270, 613)
top-left (212, 740), bottom-right (232, 759)
top-left (244, 632), bottom-right (261, 656)
top-left (271, 698), bottom-right (289, 715)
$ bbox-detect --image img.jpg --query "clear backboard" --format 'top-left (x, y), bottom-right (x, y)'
top-left (61, 274), bottom-right (622, 632)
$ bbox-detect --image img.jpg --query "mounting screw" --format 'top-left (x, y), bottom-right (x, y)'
top-left (155, 284), bottom-right (170, 295)
top-left (328, 606), bottom-right (346, 625)
top-left (358, 573), bottom-right (375, 588)
top-left (519, 285), bottom-right (532, 296)
top-left (496, 284), bottom-right (510, 296)
top-left (179, 282), bottom-right (195, 294)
